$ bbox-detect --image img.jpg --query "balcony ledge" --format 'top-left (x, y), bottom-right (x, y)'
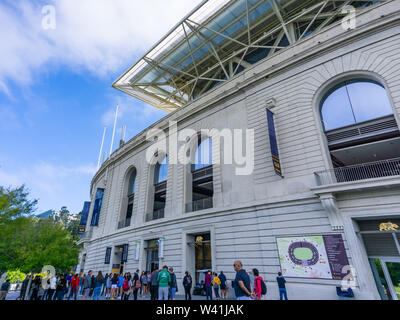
top-left (311, 175), bottom-right (400, 196)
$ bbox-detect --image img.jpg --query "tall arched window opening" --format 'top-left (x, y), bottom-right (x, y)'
top-left (148, 155), bottom-right (168, 221)
top-left (186, 136), bottom-right (214, 212)
top-left (119, 168), bottom-right (136, 229)
top-left (319, 79), bottom-right (400, 183)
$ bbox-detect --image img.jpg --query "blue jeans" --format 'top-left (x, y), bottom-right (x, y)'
top-left (93, 287), bottom-right (102, 300)
top-left (279, 288), bottom-right (288, 300)
top-left (214, 286), bottom-right (220, 299)
top-left (237, 296), bottom-right (252, 300)
top-left (68, 288), bottom-right (78, 300)
top-left (169, 287), bottom-right (176, 300)
top-left (206, 284), bottom-right (213, 300)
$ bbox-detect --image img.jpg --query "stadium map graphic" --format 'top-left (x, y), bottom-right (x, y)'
top-left (277, 236), bottom-right (332, 279)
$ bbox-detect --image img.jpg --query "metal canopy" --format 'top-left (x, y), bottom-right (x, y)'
top-left (113, 0), bottom-right (386, 113)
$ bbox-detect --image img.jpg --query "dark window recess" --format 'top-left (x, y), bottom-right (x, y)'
top-left (187, 165), bottom-right (214, 213)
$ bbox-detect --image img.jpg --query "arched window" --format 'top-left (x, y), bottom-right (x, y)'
top-left (154, 156), bottom-right (168, 184)
top-left (187, 136), bottom-right (214, 212)
top-left (119, 168), bottom-right (136, 229)
top-left (321, 80), bottom-right (393, 131)
top-left (149, 155), bottom-right (168, 221)
top-left (318, 79), bottom-right (400, 182)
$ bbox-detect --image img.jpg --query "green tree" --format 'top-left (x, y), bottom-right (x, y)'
top-left (0, 185), bottom-right (37, 273)
top-left (0, 185), bottom-right (80, 274)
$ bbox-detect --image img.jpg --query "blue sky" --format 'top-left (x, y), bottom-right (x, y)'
top-left (0, 0), bottom-right (200, 214)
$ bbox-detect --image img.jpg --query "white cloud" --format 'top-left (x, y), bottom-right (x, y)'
top-left (0, 161), bottom-right (97, 214)
top-left (0, 0), bottom-right (202, 93)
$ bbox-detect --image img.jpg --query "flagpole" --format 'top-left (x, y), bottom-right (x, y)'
top-left (97, 127), bottom-right (107, 170)
top-left (109, 104), bottom-right (119, 158)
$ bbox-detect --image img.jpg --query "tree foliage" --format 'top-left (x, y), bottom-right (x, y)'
top-left (0, 185), bottom-right (81, 274)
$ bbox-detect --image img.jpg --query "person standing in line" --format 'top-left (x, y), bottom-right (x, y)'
top-left (213, 272), bottom-right (221, 300)
top-left (47, 274), bottom-right (57, 300)
top-left (101, 273), bottom-right (108, 296)
top-left (277, 272), bottom-right (288, 300)
top-left (233, 260), bottom-right (254, 300)
top-left (150, 269), bottom-right (159, 300)
top-left (55, 275), bottom-right (67, 300)
top-left (218, 271), bottom-right (227, 299)
top-left (0, 279), bottom-right (10, 300)
top-left (205, 271), bottom-right (213, 300)
top-left (121, 274), bottom-right (131, 300)
top-left (157, 266), bottom-right (171, 300)
top-left (92, 271), bottom-right (104, 300)
top-left (78, 273), bottom-right (85, 296)
top-left (65, 273), bottom-right (72, 299)
top-left (140, 271), bottom-right (148, 297)
top-left (30, 275), bottom-right (42, 300)
top-left (18, 275), bottom-right (30, 300)
top-left (105, 273), bottom-right (112, 299)
top-left (82, 270), bottom-right (93, 300)
top-left (42, 272), bottom-right (50, 300)
top-left (110, 273), bottom-right (119, 300)
top-left (117, 273), bottom-right (124, 299)
top-left (68, 274), bottom-right (80, 300)
top-left (132, 270), bottom-right (140, 300)
top-left (183, 271), bottom-right (192, 301)
top-left (252, 268), bottom-right (264, 300)
top-left (169, 267), bottom-right (178, 300)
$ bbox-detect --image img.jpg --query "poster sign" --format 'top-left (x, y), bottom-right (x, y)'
top-left (105, 247), bottom-right (112, 265)
top-left (277, 234), bottom-right (349, 280)
top-left (78, 201), bottom-right (91, 234)
top-left (266, 109), bottom-right (282, 177)
top-left (134, 242), bottom-right (140, 261)
top-left (122, 244), bottom-right (129, 263)
top-left (158, 238), bottom-right (165, 259)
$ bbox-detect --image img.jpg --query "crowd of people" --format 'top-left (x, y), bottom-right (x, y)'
top-left (0, 260), bottom-right (288, 301)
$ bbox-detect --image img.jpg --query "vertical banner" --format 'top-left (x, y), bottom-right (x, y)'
top-left (105, 247), bottom-right (112, 265)
top-left (266, 109), bottom-right (283, 177)
top-left (122, 244), bottom-right (129, 263)
top-left (158, 238), bottom-right (165, 259)
top-left (91, 188), bottom-right (105, 226)
top-left (78, 201), bottom-right (91, 234)
top-left (134, 242), bottom-right (140, 261)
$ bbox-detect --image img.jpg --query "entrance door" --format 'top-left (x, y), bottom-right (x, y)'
top-left (146, 239), bottom-right (159, 272)
top-left (370, 258), bottom-right (400, 300)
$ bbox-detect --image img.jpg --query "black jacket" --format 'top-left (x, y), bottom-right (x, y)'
top-left (183, 275), bottom-right (192, 288)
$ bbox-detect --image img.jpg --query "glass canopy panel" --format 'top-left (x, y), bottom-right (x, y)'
top-left (114, 0), bottom-right (386, 112)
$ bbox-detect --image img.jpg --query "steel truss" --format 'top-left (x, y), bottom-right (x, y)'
top-left (113, 0), bottom-right (387, 113)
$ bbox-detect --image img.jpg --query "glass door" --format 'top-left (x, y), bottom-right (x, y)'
top-left (370, 258), bottom-right (400, 300)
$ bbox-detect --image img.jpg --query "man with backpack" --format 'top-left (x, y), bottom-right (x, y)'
top-left (157, 266), bottom-right (171, 300)
top-left (252, 268), bottom-right (267, 300)
top-left (218, 271), bottom-right (227, 299)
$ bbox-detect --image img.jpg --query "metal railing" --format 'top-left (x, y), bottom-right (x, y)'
top-left (186, 197), bottom-right (213, 213)
top-left (315, 158), bottom-right (400, 186)
top-left (146, 209), bottom-right (165, 222)
top-left (118, 218), bottom-right (131, 229)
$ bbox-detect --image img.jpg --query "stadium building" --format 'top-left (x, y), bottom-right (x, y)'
top-left (77, 0), bottom-right (400, 300)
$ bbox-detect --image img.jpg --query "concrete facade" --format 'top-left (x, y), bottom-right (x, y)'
top-left (78, 1), bottom-right (400, 300)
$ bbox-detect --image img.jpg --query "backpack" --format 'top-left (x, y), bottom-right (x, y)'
top-left (122, 279), bottom-right (130, 291)
top-left (258, 278), bottom-right (267, 295)
top-left (135, 279), bottom-right (141, 289)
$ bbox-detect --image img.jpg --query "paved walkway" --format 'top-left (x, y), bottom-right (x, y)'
top-left (5, 290), bottom-right (222, 301)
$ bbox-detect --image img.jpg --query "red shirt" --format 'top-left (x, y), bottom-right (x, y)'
top-left (254, 276), bottom-right (263, 299)
top-left (71, 276), bottom-right (80, 290)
